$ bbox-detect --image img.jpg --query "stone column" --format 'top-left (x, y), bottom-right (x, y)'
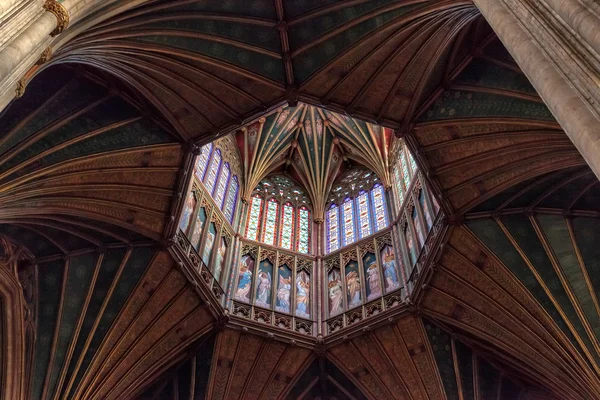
top-left (472, 0), bottom-right (600, 179)
top-left (0, 0), bottom-right (68, 110)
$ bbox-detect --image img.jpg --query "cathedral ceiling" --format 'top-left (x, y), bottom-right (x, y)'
top-left (2, 0), bottom-right (598, 399)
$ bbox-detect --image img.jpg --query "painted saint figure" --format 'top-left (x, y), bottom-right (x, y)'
top-left (255, 270), bottom-right (272, 308)
top-left (366, 263), bottom-right (382, 301)
top-left (382, 246), bottom-right (400, 291)
top-left (235, 255), bottom-right (254, 302)
top-left (276, 275), bottom-right (291, 313)
top-left (179, 191), bottom-right (196, 234)
top-left (296, 272), bottom-right (310, 318)
top-left (346, 270), bottom-right (361, 308)
top-left (328, 270), bottom-right (343, 316)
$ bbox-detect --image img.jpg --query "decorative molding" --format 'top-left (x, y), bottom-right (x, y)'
top-left (43, 0), bottom-right (69, 36)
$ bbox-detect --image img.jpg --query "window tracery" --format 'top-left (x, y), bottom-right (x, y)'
top-left (325, 169), bottom-right (389, 254)
top-left (193, 142), bottom-right (240, 224)
top-left (244, 175), bottom-right (312, 254)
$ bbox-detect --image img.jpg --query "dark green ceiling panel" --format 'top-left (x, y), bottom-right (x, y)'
top-left (454, 340), bottom-right (475, 400)
top-left (134, 36), bottom-right (284, 83)
top-left (500, 214), bottom-right (595, 364)
top-left (292, 3), bottom-right (426, 82)
top-left (46, 253), bottom-right (98, 400)
top-left (455, 58), bottom-right (537, 95)
top-left (66, 245), bottom-right (156, 399)
top-left (466, 218), bottom-right (579, 349)
top-left (424, 319), bottom-right (459, 400)
top-left (420, 90), bottom-right (554, 122)
top-left (32, 260), bottom-right (65, 400)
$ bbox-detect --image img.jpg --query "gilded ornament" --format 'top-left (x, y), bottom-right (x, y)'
top-left (43, 0), bottom-right (69, 36)
top-left (38, 46), bottom-right (53, 64)
top-left (15, 79), bottom-right (26, 98)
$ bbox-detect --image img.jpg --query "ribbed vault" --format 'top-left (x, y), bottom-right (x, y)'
top-left (235, 103), bottom-right (394, 219)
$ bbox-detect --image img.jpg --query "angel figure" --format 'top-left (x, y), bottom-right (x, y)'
top-left (366, 263), bottom-right (382, 301)
top-left (382, 247), bottom-right (399, 290)
top-left (346, 270), bottom-right (361, 308)
top-left (296, 274), bottom-right (310, 318)
top-left (255, 270), bottom-right (272, 308)
top-left (276, 275), bottom-right (291, 313)
top-left (328, 276), bottom-right (343, 316)
top-left (235, 258), bottom-right (253, 302)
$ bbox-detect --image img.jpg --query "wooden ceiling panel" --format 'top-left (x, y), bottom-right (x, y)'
top-left (206, 328), bottom-right (312, 400)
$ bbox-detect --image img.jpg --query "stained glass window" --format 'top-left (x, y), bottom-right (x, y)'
top-left (214, 162), bottom-right (230, 208)
top-left (297, 207), bottom-right (310, 254)
top-left (204, 149), bottom-right (222, 194)
top-left (342, 197), bottom-right (355, 246)
top-left (326, 205), bottom-right (340, 253)
top-left (408, 149), bottom-right (417, 174)
top-left (224, 177), bottom-right (238, 223)
top-left (393, 165), bottom-right (404, 207)
top-left (262, 198), bottom-right (279, 246)
top-left (412, 207), bottom-right (425, 245)
top-left (419, 190), bottom-right (433, 230)
top-left (371, 184), bottom-right (388, 231)
top-left (356, 191), bottom-right (371, 239)
top-left (279, 203), bottom-right (294, 250)
top-left (246, 195), bottom-right (263, 241)
top-left (400, 148), bottom-right (411, 189)
top-left (195, 142), bottom-right (212, 181)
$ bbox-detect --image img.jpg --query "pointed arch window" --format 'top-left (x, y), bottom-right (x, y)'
top-left (279, 202), bottom-right (294, 250)
top-left (195, 142), bottom-right (213, 181)
top-left (408, 151), bottom-right (417, 174)
top-left (393, 165), bottom-right (404, 207)
top-left (297, 206), bottom-right (310, 254)
top-left (356, 190), bottom-right (372, 239)
top-left (204, 149), bottom-right (222, 195)
top-left (342, 197), bottom-right (355, 246)
top-left (244, 176), bottom-right (312, 253)
top-left (262, 198), bottom-right (279, 246)
top-left (214, 162), bottom-right (230, 208)
top-left (224, 176), bottom-right (239, 223)
top-left (326, 204), bottom-right (340, 253)
top-left (399, 147), bottom-right (411, 189)
top-left (246, 195), bottom-right (263, 241)
top-left (191, 142), bottom-right (240, 228)
top-left (371, 184), bottom-right (387, 232)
